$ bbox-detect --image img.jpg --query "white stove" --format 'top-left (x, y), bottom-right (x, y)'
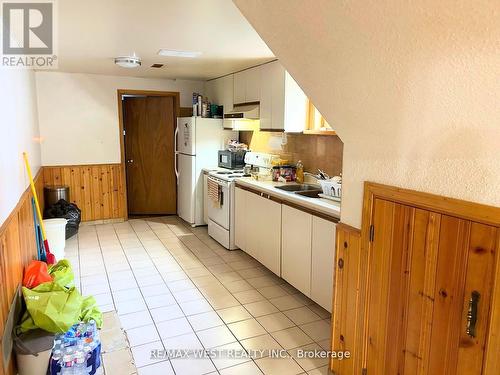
top-left (208, 169), bottom-right (246, 182)
top-left (207, 168), bottom-right (246, 250)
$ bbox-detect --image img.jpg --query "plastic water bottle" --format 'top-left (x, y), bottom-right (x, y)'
top-left (73, 351), bottom-right (87, 375)
top-left (50, 349), bottom-right (62, 375)
top-left (60, 354), bottom-right (74, 374)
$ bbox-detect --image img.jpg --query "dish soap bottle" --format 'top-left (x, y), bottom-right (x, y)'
top-left (296, 160), bottom-right (304, 183)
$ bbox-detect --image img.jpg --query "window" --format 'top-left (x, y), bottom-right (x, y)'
top-left (305, 101), bottom-right (336, 135)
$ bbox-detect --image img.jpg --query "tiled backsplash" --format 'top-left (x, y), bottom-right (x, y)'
top-left (239, 130), bottom-right (343, 177)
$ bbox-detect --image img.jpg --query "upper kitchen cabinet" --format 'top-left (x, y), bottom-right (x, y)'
top-left (205, 74), bottom-right (234, 115)
top-left (259, 61), bottom-right (308, 132)
top-left (233, 66), bottom-right (261, 104)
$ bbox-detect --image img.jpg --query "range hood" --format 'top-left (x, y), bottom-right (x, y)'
top-left (223, 104), bottom-right (260, 130)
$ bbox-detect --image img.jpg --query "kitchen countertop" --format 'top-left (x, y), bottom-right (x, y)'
top-left (234, 177), bottom-right (341, 220)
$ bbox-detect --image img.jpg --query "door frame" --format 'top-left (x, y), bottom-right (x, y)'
top-left (116, 89), bottom-right (181, 218)
top-left (360, 182), bottom-right (500, 372)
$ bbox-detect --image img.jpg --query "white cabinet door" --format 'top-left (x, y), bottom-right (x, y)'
top-left (271, 62), bottom-right (286, 130)
top-left (234, 186), bottom-right (247, 250)
top-left (283, 72), bottom-right (308, 133)
top-left (311, 217), bottom-right (336, 312)
top-left (245, 191), bottom-right (261, 260)
top-left (233, 71), bottom-right (246, 104)
top-left (259, 63), bottom-right (273, 130)
top-left (220, 74), bottom-right (234, 115)
top-left (281, 205), bottom-right (312, 296)
top-left (245, 66), bottom-right (261, 103)
top-left (254, 194), bottom-right (281, 276)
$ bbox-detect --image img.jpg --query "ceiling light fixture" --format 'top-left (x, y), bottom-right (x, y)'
top-left (157, 49), bottom-right (202, 58)
top-left (114, 54), bottom-right (141, 68)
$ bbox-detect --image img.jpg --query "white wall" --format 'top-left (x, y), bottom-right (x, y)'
top-left (36, 72), bottom-right (205, 166)
top-left (234, 0), bottom-right (500, 228)
top-left (0, 70), bottom-right (41, 227)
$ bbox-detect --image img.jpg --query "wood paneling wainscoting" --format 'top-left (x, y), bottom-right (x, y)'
top-left (43, 164), bottom-right (126, 222)
top-left (330, 223), bottom-right (364, 374)
top-left (0, 171), bottom-right (43, 375)
top-left (331, 182), bottom-right (500, 375)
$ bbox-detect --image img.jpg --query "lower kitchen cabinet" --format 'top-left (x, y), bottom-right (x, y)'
top-left (281, 205), bottom-right (313, 296)
top-left (311, 216), bottom-right (336, 312)
top-left (234, 187), bottom-right (281, 276)
top-left (235, 185), bottom-right (337, 308)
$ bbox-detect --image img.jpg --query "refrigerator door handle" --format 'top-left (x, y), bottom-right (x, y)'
top-left (174, 126), bottom-right (179, 181)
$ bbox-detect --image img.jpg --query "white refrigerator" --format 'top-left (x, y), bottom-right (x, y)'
top-left (176, 117), bottom-right (237, 226)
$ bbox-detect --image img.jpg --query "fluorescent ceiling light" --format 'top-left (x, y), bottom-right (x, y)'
top-left (157, 49), bottom-right (202, 58)
top-left (115, 55), bottom-right (141, 68)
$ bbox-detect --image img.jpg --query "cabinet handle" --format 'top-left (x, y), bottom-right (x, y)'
top-left (466, 290), bottom-right (480, 337)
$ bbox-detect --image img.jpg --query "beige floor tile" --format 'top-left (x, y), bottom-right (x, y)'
top-left (219, 360), bottom-right (263, 375)
top-left (284, 306), bottom-right (322, 325)
top-left (156, 317), bottom-right (193, 338)
top-left (131, 341), bottom-right (165, 368)
top-left (196, 325), bottom-right (237, 348)
top-left (306, 365), bottom-right (332, 375)
top-left (137, 360), bottom-right (174, 375)
top-left (126, 324), bottom-right (160, 347)
top-left (179, 298), bottom-right (213, 316)
top-left (271, 326), bottom-right (314, 350)
top-left (299, 320), bottom-right (331, 342)
top-left (162, 332), bottom-right (203, 351)
top-left (244, 300), bottom-right (280, 317)
top-left (187, 311), bottom-right (224, 331)
top-left (269, 295), bottom-right (305, 311)
top-left (150, 304), bottom-right (185, 323)
top-left (217, 305), bottom-right (252, 324)
top-left (211, 341), bottom-right (250, 370)
top-left (240, 334), bottom-right (283, 358)
top-left (257, 312), bottom-right (295, 333)
top-left (233, 289), bottom-right (266, 304)
top-left (119, 310), bottom-right (153, 330)
top-left (172, 288), bottom-right (204, 302)
top-left (257, 285), bottom-right (290, 299)
top-left (288, 343), bottom-right (329, 371)
top-left (224, 279), bottom-right (254, 293)
top-left (255, 356), bottom-right (304, 375)
top-left (170, 357), bottom-right (217, 375)
top-left (227, 318), bottom-right (267, 340)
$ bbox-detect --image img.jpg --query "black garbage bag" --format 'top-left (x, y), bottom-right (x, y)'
top-left (44, 199), bottom-right (81, 239)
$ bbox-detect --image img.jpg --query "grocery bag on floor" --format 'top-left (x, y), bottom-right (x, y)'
top-left (19, 282), bottom-right (83, 333)
top-left (80, 296), bottom-right (103, 329)
top-left (48, 259), bottom-right (74, 288)
top-left (23, 260), bottom-right (53, 289)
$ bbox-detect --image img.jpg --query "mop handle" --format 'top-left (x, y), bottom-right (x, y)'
top-left (22, 152), bottom-right (47, 240)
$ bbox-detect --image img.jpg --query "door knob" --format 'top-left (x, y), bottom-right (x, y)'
top-left (126, 159), bottom-right (134, 163)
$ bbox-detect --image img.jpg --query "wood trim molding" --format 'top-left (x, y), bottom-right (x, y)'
top-left (364, 182), bottom-right (500, 227)
top-left (116, 89), bottom-right (181, 219)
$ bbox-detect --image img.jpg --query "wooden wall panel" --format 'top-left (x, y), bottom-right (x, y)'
top-left (331, 223), bottom-right (364, 374)
top-left (0, 171), bottom-right (42, 375)
top-left (43, 164), bottom-right (126, 222)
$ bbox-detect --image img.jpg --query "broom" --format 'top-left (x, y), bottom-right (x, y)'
top-left (23, 152), bottom-right (56, 264)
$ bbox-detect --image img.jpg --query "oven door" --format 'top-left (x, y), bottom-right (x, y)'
top-left (207, 176), bottom-right (230, 230)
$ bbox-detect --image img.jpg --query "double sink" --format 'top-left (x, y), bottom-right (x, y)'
top-left (275, 183), bottom-right (322, 198)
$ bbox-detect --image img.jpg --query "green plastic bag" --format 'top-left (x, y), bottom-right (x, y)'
top-left (49, 259), bottom-right (74, 288)
top-left (19, 283), bottom-right (83, 333)
top-left (19, 259), bottom-right (103, 333)
top-left (80, 296), bottom-right (103, 329)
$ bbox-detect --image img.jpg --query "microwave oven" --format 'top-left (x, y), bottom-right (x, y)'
top-left (218, 150), bottom-right (247, 169)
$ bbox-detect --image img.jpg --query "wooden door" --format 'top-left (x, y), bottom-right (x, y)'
top-left (123, 96), bottom-right (176, 215)
top-left (364, 198), bottom-right (498, 374)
